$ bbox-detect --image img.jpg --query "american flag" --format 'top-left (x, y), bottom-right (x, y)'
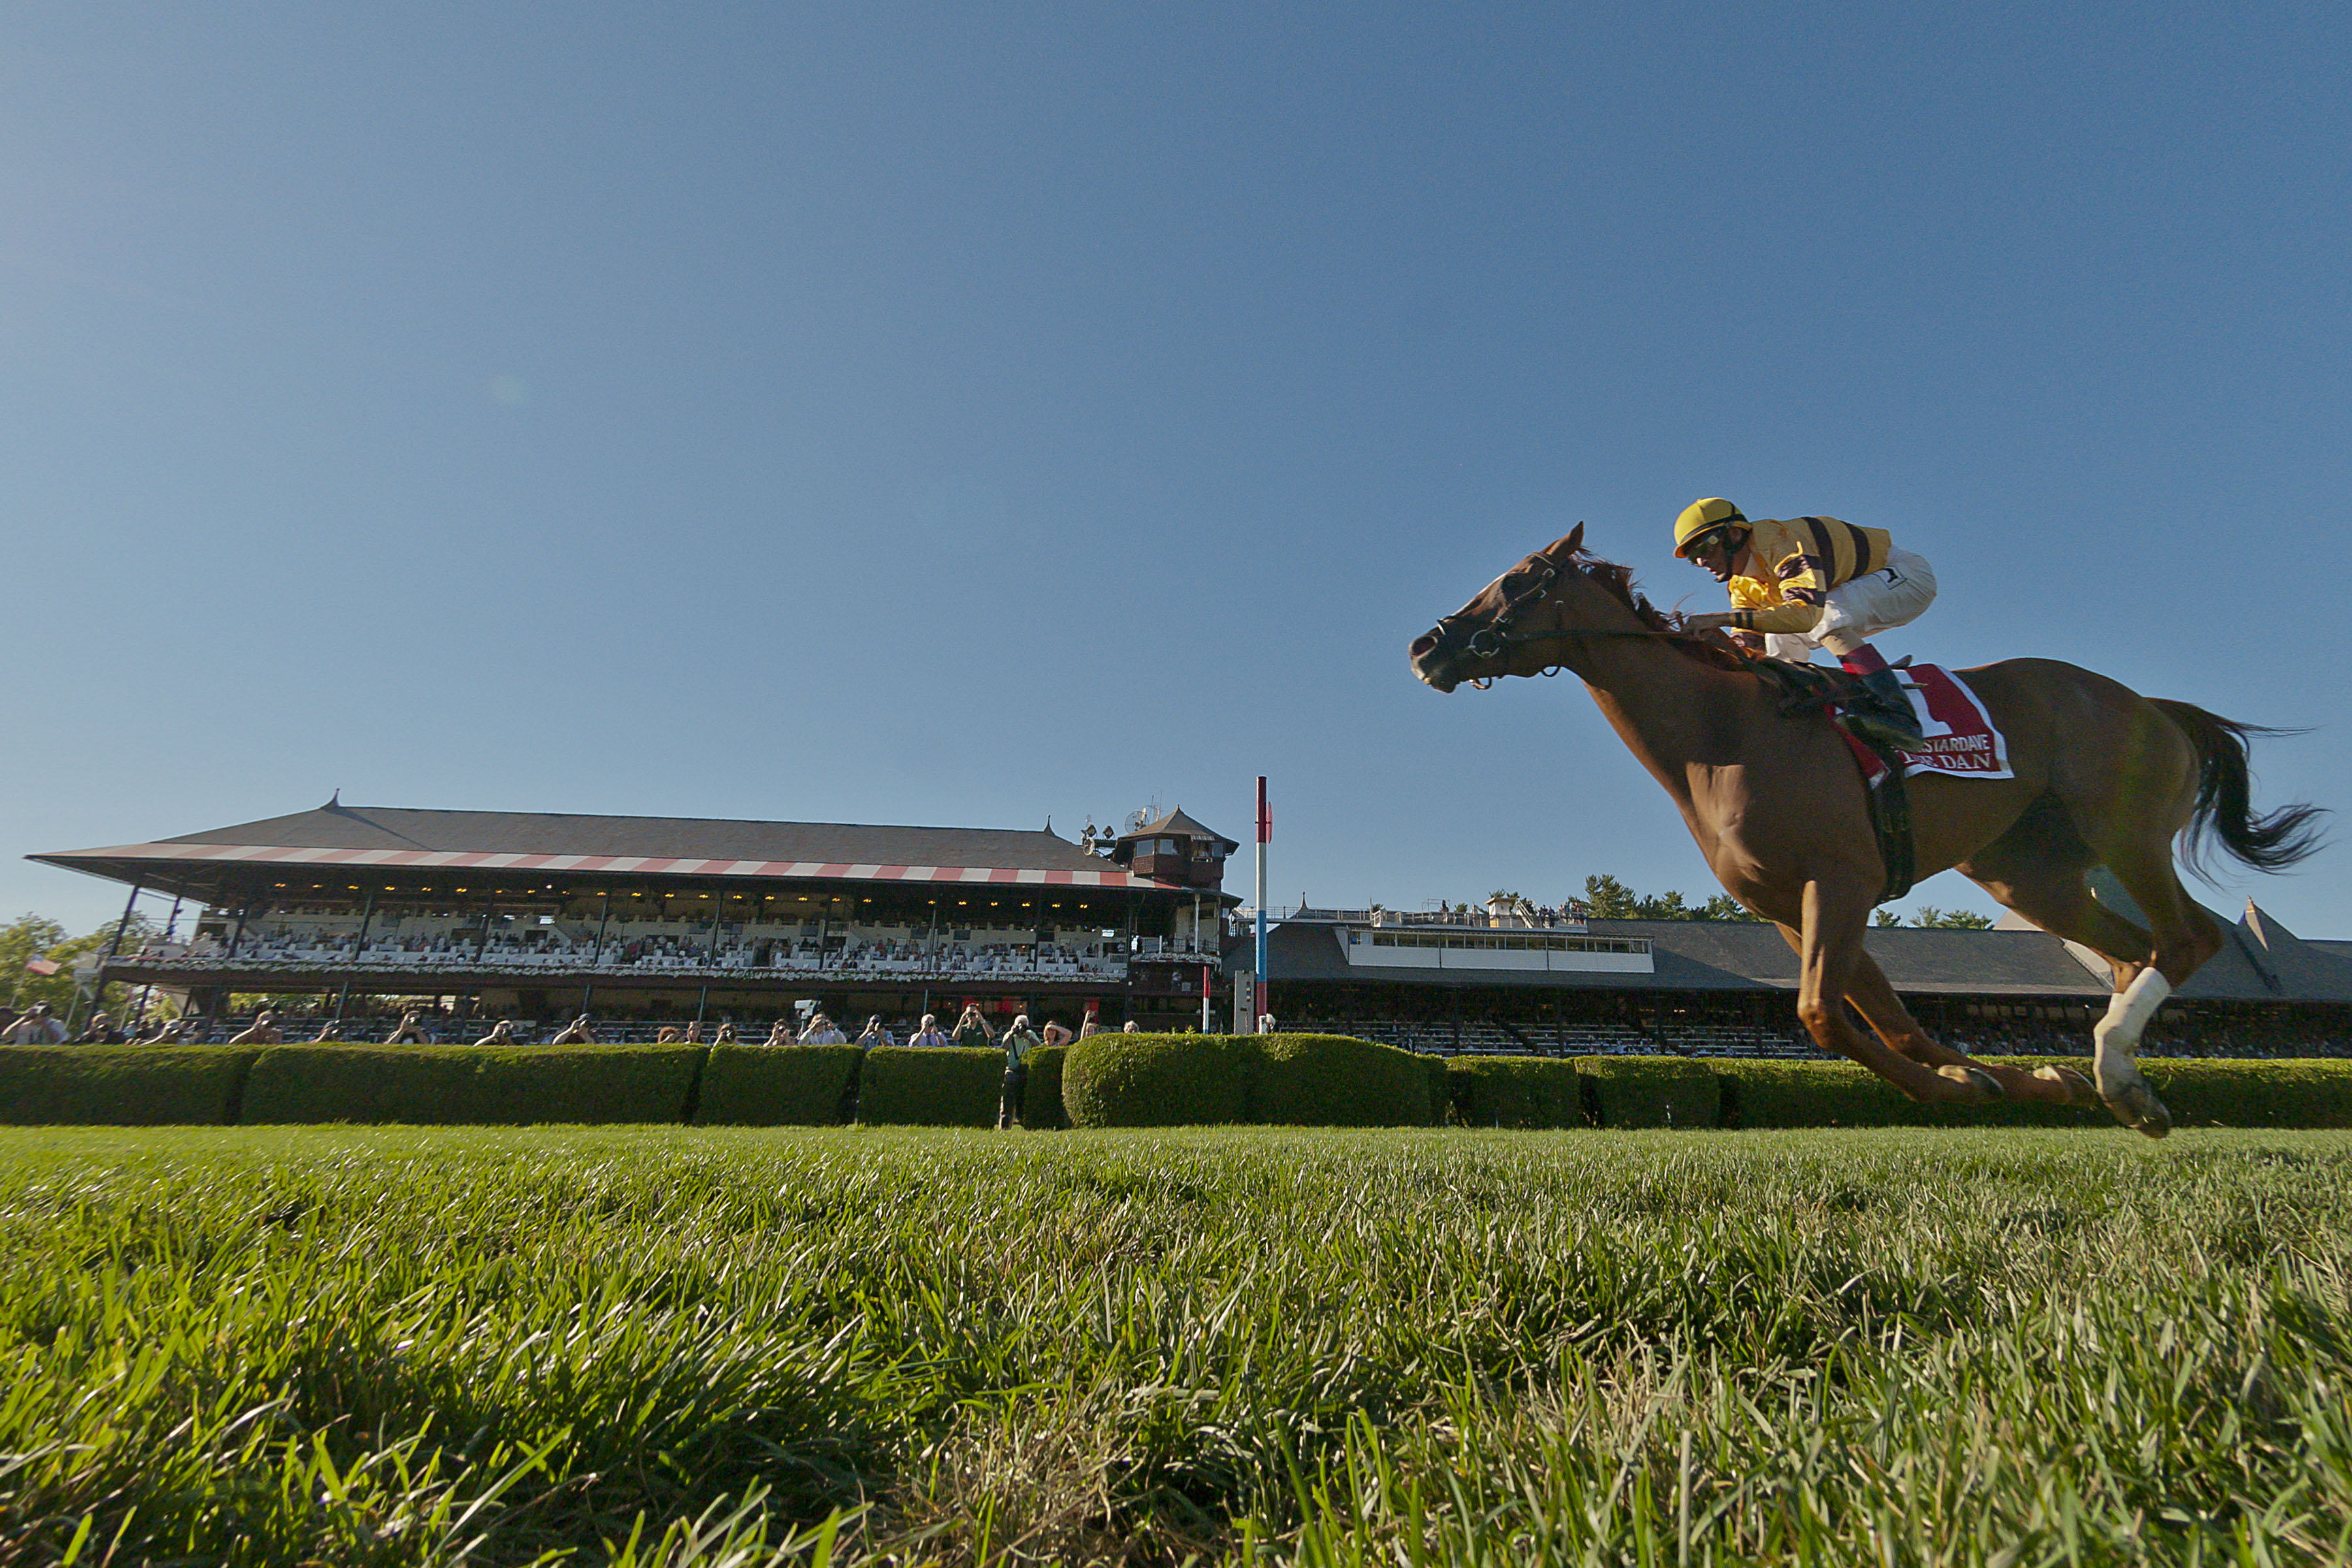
top-left (24, 957), bottom-right (59, 976)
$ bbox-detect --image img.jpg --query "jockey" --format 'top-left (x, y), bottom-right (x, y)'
top-left (1672, 498), bottom-right (1933, 751)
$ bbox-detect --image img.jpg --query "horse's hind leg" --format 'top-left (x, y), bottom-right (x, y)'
top-left (1782, 878), bottom-right (2001, 1106)
top-left (1958, 795), bottom-right (2204, 1137)
top-left (1837, 952), bottom-right (2095, 1109)
top-left (2078, 837), bottom-right (2223, 1136)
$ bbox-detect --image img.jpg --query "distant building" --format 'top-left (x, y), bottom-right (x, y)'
top-left (1234, 895), bottom-right (2352, 1058)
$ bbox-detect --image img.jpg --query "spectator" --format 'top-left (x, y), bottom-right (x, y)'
top-left (1041, 1017), bottom-right (1074, 1049)
top-left (683, 1022), bottom-right (704, 1044)
top-left (229, 1012), bottom-right (283, 1046)
top-left (385, 1012), bottom-right (431, 1044)
top-left (856, 1015), bottom-right (896, 1049)
top-left (908, 1012), bottom-right (950, 1048)
top-left (310, 1019), bottom-right (344, 1042)
top-left (713, 1021), bottom-right (738, 1045)
top-left (762, 1019), bottom-right (794, 1048)
top-left (1121, 1020), bottom-right (1140, 1033)
top-left (473, 1020), bottom-right (516, 1048)
top-left (1079, 1008), bottom-right (1101, 1039)
top-left (71, 1011), bottom-right (127, 1045)
top-left (1, 1003), bottom-right (67, 1044)
top-left (800, 1013), bottom-right (848, 1046)
top-left (655, 1027), bottom-right (684, 1044)
top-left (997, 1014), bottom-right (1040, 1129)
top-left (950, 1006), bottom-right (994, 1049)
top-left (549, 1016), bottom-right (595, 1044)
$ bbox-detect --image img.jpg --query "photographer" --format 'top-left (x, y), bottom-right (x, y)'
top-left (996, 1013), bottom-right (1040, 1130)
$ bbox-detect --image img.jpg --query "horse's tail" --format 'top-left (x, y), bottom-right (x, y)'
top-left (2149, 699), bottom-right (2328, 876)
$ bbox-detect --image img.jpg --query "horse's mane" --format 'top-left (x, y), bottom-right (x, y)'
top-left (1562, 548), bottom-right (1754, 674)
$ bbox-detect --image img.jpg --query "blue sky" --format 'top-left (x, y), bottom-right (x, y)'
top-left (4, 3), bottom-right (2346, 938)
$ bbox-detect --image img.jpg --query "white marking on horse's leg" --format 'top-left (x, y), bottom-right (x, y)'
top-left (2093, 968), bottom-right (2172, 1134)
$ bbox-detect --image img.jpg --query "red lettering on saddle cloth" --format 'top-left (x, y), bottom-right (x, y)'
top-left (1893, 667), bottom-right (2014, 780)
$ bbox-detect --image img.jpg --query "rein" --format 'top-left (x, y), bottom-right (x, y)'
top-left (1424, 550), bottom-right (1719, 687)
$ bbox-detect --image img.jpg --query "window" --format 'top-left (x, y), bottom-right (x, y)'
top-left (1366, 929), bottom-right (1647, 955)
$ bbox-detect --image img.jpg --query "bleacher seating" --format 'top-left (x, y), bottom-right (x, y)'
top-left (137, 923), bottom-right (1133, 982)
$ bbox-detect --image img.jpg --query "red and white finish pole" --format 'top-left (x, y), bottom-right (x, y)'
top-left (1253, 775), bottom-right (1270, 1031)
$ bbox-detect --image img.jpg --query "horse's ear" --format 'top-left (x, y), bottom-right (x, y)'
top-left (1548, 522), bottom-right (1585, 559)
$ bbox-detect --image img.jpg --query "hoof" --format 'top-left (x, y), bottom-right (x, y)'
top-left (2033, 1064), bottom-right (2102, 1110)
top-left (1937, 1064), bottom-right (2005, 1103)
top-left (2101, 1076), bottom-right (2172, 1140)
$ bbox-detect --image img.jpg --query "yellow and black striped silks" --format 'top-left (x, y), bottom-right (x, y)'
top-left (1725, 516), bottom-right (1893, 635)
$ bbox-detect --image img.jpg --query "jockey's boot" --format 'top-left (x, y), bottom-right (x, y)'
top-left (1844, 669), bottom-right (1927, 753)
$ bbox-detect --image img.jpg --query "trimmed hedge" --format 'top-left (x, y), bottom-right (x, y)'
top-left (1254, 1034), bottom-right (1443, 1127)
top-left (1022, 1045), bottom-right (1067, 1130)
top-left (1577, 1056), bottom-right (1720, 1129)
top-left (1445, 1057), bottom-right (1587, 1129)
top-left (1716, 1058), bottom-right (2093, 1129)
top-left (240, 1045), bottom-right (701, 1125)
top-left (1717, 1059), bottom-right (1929, 1128)
top-left (1063, 1034), bottom-right (1259, 1128)
top-left (0, 1046), bottom-right (256, 1126)
top-left (2142, 1058), bottom-right (2352, 1128)
top-left (1062, 1033), bottom-right (1440, 1128)
top-left (858, 1046), bottom-right (1003, 1127)
top-left (694, 1044), bottom-right (862, 1126)
top-left (8, 1037), bottom-right (2351, 1131)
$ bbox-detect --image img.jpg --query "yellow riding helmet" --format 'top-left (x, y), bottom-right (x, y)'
top-left (1673, 497), bottom-right (1747, 557)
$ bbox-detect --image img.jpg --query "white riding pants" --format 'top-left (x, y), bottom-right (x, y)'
top-left (1763, 547), bottom-right (1937, 663)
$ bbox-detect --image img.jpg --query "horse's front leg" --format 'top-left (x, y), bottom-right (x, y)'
top-left (1839, 949), bottom-right (2095, 1109)
top-left (1783, 879), bottom-right (2001, 1105)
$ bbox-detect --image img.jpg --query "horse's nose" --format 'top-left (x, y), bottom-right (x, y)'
top-left (1409, 630), bottom-right (1440, 660)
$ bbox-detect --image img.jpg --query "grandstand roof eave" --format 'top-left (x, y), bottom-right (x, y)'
top-left (28, 802), bottom-right (1200, 900)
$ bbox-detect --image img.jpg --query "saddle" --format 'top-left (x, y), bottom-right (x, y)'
top-left (1748, 654), bottom-right (1918, 904)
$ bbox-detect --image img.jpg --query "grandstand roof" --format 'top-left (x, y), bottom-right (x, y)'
top-left (30, 800), bottom-right (1172, 899)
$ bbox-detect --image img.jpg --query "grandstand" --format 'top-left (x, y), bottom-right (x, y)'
top-left (32, 799), bottom-right (1241, 1031)
top-left (31, 800), bottom-right (2352, 1059)
top-left (1243, 886), bottom-right (2352, 1059)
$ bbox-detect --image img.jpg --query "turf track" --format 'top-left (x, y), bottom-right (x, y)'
top-left (3, 1125), bottom-right (2348, 1565)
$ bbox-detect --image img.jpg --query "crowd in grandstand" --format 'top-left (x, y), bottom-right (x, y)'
top-left (135, 927), bottom-right (1146, 981)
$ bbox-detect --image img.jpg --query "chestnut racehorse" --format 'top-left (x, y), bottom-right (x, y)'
top-left (1409, 526), bottom-right (2325, 1136)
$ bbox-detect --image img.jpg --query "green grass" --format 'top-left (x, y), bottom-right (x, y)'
top-left (2, 1125), bottom-right (2349, 1565)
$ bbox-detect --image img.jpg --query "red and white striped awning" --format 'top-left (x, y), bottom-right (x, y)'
top-left (50, 841), bottom-right (1158, 888)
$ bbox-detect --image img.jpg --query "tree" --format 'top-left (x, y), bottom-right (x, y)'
top-left (1578, 875), bottom-right (1763, 923)
top-left (1911, 906), bottom-right (1995, 929)
top-left (1581, 874), bottom-right (1641, 920)
top-left (1873, 909), bottom-right (1902, 927)
top-left (1, 910), bottom-right (159, 1014)
top-left (1, 914), bottom-right (70, 1010)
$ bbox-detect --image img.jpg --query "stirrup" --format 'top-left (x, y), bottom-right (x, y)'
top-left (1845, 708), bottom-right (1925, 754)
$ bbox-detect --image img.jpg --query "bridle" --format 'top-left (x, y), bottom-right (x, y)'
top-left (1421, 541), bottom-right (1707, 688)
